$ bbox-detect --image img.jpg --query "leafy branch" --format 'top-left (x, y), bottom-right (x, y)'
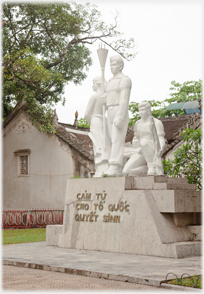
top-left (163, 128), bottom-right (202, 190)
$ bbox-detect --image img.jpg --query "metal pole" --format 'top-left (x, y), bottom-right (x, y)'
top-left (97, 43), bottom-right (108, 148)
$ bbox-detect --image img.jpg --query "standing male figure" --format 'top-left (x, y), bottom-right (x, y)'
top-left (99, 55), bottom-right (132, 176)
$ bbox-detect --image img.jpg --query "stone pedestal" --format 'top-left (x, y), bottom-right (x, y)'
top-left (46, 176), bottom-right (201, 259)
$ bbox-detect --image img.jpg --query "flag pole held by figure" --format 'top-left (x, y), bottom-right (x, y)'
top-left (97, 43), bottom-right (108, 148)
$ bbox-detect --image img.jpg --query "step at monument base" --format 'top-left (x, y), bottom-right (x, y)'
top-left (46, 176), bottom-right (202, 259)
top-left (187, 225), bottom-right (202, 241)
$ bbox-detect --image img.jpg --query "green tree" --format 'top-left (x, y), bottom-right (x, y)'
top-left (3, 3), bottom-right (136, 133)
top-left (77, 118), bottom-right (90, 128)
top-left (167, 80), bottom-right (202, 103)
top-left (128, 80), bottom-right (202, 126)
top-left (163, 128), bottom-right (202, 190)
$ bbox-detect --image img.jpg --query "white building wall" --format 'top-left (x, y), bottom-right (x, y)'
top-left (3, 111), bottom-right (74, 210)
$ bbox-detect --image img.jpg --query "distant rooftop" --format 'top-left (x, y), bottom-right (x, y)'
top-left (166, 101), bottom-right (201, 115)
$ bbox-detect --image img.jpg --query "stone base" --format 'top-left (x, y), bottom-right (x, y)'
top-left (46, 225), bottom-right (63, 246)
top-left (187, 225), bottom-right (202, 241)
top-left (46, 176), bottom-right (202, 259)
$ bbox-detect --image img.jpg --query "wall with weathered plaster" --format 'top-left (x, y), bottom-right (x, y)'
top-left (3, 110), bottom-right (74, 210)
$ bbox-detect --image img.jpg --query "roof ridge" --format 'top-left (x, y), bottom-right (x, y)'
top-left (55, 124), bottom-right (93, 161)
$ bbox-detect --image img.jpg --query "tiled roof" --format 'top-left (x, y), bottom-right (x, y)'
top-left (55, 123), bottom-right (93, 161)
top-left (159, 115), bottom-right (192, 142)
top-left (162, 112), bottom-right (202, 157)
top-left (58, 123), bottom-right (93, 154)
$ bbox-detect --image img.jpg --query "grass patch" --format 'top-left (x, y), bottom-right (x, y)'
top-left (167, 275), bottom-right (202, 289)
top-left (102, 173), bottom-right (116, 177)
top-left (2, 228), bottom-right (46, 245)
top-left (71, 175), bottom-right (81, 179)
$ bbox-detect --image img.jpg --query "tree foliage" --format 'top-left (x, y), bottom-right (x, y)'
top-left (167, 80), bottom-right (202, 103)
top-left (163, 128), bottom-right (202, 190)
top-left (3, 3), bottom-right (136, 133)
top-left (77, 117), bottom-right (90, 128)
top-left (128, 80), bottom-right (202, 126)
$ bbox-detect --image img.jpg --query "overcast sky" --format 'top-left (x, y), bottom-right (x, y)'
top-left (55, 1), bottom-right (202, 123)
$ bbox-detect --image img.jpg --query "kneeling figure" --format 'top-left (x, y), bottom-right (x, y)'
top-left (123, 101), bottom-right (165, 176)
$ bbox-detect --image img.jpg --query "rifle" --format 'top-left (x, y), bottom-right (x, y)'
top-left (149, 109), bottom-right (164, 175)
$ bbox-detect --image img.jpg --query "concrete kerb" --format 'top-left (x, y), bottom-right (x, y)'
top-left (160, 283), bottom-right (202, 292)
top-left (3, 259), bottom-right (201, 290)
top-left (2, 259), bottom-right (161, 287)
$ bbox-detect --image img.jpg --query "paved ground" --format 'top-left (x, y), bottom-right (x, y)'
top-left (3, 265), bottom-right (175, 291)
top-left (3, 241), bottom-right (202, 291)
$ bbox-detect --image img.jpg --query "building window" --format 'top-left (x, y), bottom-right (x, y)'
top-left (19, 155), bottom-right (28, 175)
top-left (14, 149), bottom-right (31, 177)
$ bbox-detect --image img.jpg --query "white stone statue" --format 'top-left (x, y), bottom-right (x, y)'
top-left (85, 76), bottom-right (111, 177)
top-left (99, 55), bottom-right (132, 176)
top-left (123, 101), bottom-right (165, 176)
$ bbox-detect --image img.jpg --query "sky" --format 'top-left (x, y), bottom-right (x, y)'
top-left (55, 0), bottom-right (203, 124)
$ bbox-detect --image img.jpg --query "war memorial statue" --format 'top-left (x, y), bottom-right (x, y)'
top-left (46, 48), bottom-right (201, 259)
top-left (123, 101), bottom-right (166, 176)
top-left (85, 52), bottom-right (132, 177)
top-left (84, 77), bottom-right (111, 177)
top-left (86, 52), bottom-right (165, 177)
